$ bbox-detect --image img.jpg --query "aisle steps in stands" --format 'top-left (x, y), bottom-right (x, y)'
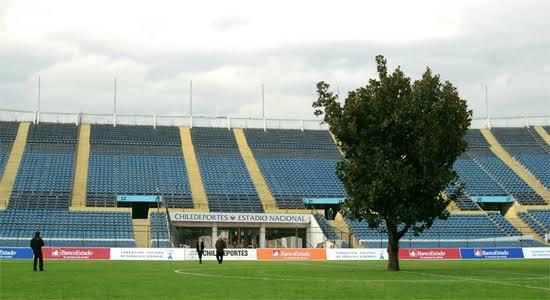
top-left (481, 129), bottom-right (549, 202)
top-left (0, 122), bottom-right (29, 209)
top-left (71, 124), bottom-right (90, 208)
top-left (535, 126), bottom-right (550, 146)
top-left (329, 213), bottom-right (362, 248)
top-left (179, 128), bottom-right (209, 212)
top-left (233, 129), bottom-right (278, 212)
top-left (132, 218), bottom-right (150, 248)
top-left (504, 204), bottom-right (547, 244)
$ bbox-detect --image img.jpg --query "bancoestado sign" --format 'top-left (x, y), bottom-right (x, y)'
top-left (170, 212), bottom-right (311, 224)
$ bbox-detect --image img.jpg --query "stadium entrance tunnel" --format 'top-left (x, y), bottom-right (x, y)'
top-left (168, 212), bottom-right (324, 248)
top-left (117, 202), bottom-right (157, 219)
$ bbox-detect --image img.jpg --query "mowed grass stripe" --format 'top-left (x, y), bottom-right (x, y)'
top-left (1, 260), bottom-right (549, 299)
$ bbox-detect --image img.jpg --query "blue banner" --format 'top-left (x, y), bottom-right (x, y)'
top-left (0, 247), bottom-right (34, 259)
top-left (460, 248), bottom-right (524, 259)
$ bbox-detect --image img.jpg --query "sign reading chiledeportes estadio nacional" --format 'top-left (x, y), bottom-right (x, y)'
top-left (170, 212), bottom-right (311, 224)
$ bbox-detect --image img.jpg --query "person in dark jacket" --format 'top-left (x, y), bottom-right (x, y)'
top-left (30, 231), bottom-right (45, 271)
top-left (215, 237), bottom-right (227, 264)
top-left (195, 237), bottom-right (205, 264)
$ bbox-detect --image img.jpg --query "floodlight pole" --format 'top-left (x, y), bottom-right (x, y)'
top-left (262, 83), bottom-right (266, 132)
top-left (189, 80), bottom-right (193, 128)
top-left (114, 77), bottom-right (117, 127)
top-left (156, 186), bottom-right (160, 248)
top-left (36, 76), bottom-right (41, 124)
top-left (485, 84), bottom-right (491, 129)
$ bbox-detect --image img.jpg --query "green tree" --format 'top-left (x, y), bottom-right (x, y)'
top-left (313, 55), bottom-right (471, 271)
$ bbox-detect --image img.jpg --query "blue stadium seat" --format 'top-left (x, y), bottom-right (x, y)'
top-left (244, 129), bottom-right (345, 209)
top-left (192, 127), bottom-right (263, 213)
top-left (0, 209), bottom-right (135, 247)
top-left (8, 123), bottom-right (77, 210)
top-left (346, 213), bottom-right (545, 248)
top-left (86, 125), bottom-right (193, 208)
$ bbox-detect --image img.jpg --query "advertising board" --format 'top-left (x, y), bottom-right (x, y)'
top-left (399, 248), bottom-right (461, 260)
top-left (257, 248), bottom-right (326, 260)
top-left (184, 248), bottom-right (257, 261)
top-left (460, 248), bottom-right (524, 259)
top-left (42, 247), bottom-right (110, 260)
top-left (522, 247), bottom-right (550, 259)
top-left (326, 248), bottom-right (387, 260)
top-left (110, 248), bottom-right (185, 260)
top-left (0, 247), bottom-right (34, 259)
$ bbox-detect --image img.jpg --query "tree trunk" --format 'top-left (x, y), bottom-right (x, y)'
top-left (386, 225), bottom-right (400, 271)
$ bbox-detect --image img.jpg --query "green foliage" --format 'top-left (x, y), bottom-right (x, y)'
top-left (313, 55), bottom-right (472, 269)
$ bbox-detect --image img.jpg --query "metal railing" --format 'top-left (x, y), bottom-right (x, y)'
top-left (2, 108), bottom-right (549, 130)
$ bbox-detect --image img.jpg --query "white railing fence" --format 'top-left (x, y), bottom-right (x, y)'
top-left (0, 108), bottom-right (549, 130)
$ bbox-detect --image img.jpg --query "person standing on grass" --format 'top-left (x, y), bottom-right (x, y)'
top-left (215, 236), bottom-right (227, 264)
top-left (30, 231), bottom-right (44, 271)
top-left (196, 237), bottom-right (205, 264)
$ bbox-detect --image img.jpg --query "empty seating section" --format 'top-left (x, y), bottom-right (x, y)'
top-left (453, 129), bottom-right (546, 207)
top-left (192, 128), bottom-right (263, 213)
top-left (245, 129), bottom-right (345, 209)
top-left (150, 212), bottom-right (172, 247)
top-left (0, 122), bottom-right (18, 178)
top-left (450, 130), bottom-right (497, 210)
top-left (313, 214), bottom-right (339, 240)
top-left (347, 214), bottom-right (543, 248)
top-left (470, 149), bottom-right (545, 205)
top-left (87, 125), bottom-right (193, 208)
top-left (492, 127), bottom-right (550, 190)
top-left (9, 123), bottom-right (77, 210)
top-left (0, 210), bottom-right (135, 247)
top-left (518, 209), bottom-right (549, 240)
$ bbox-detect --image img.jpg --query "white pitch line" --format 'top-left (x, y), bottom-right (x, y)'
top-left (406, 271), bottom-right (550, 292)
top-left (173, 269), bottom-right (469, 283)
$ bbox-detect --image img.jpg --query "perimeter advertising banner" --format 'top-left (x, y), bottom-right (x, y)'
top-left (0, 247), bottom-right (34, 259)
top-left (257, 248), bottom-right (326, 260)
top-left (399, 248), bottom-right (461, 260)
top-left (184, 248), bottom-right (257, 261)
top-left (326, 248), bottom-right (388, 260)
top-left (460, 248), bottom-right (524, 259)
top-left (110, 248), bottom-right (185, 261)
top-left (522, 247), bottom-right (550, 259)
top-left (42, 247), bottom-right (110, 260)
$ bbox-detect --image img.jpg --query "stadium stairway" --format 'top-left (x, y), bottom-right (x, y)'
top-left (0, 122), bottom-right (29, 209)
top-left (132, 218), bottom-right (150, 248)
top-left (179, 127), bottom-right (209, 212)
top-left (233, 128), bottom-right (278, 213)
top-left (481, 129), bottom-right (549, 202)
top-left (535, 126), bottom-right (550, 146)
top-left (504, 204), bottom-right (548, 245)
top-left (329, 213), bottom-right (362, 248)
top-left (71, 124), bottom-right (90, 208)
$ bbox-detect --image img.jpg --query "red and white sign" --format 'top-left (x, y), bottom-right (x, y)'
top-left (257, 248), bottom-right (326, 260)
top-left (43, 247), bottom-right (110, 260)
top-left (399, 248), bottom-right (460, 260)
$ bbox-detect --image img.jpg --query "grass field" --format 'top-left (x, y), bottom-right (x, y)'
top-left (1, 259), bottom-right (549, 299)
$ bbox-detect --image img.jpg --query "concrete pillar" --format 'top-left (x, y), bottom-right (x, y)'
top-left (306, 227), bottom-right (311, 249)
top-left (260, 225), bottom-right (266, 248)
top-left (211, 225), bottom-right (218, 248)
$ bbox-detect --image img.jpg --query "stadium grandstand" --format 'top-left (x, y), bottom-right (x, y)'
top-left (0, 110), bottom-right (549, 249)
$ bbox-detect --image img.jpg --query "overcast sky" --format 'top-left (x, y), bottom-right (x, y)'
top-left (0, 0), bottom-right (548, 120)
